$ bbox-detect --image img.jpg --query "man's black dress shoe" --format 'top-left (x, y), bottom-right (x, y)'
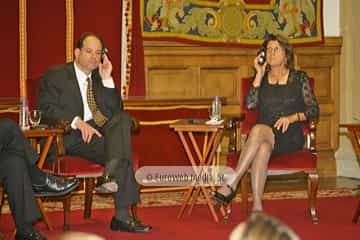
top-left (211, 184), bottom-right (237, 205)
top-left (110, 216), bottom-right (152, 233)
top-left (15, 228), bottom-right (46, 240)
top-left (95, 175), bottom-right (118, 193)
top-left (32, 174), bottom-right (79, 197)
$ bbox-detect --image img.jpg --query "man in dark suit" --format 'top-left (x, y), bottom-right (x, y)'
top-left (0, 118), bottom-right (79, 240)
top-left (38, 32), bottom-right (151, 233)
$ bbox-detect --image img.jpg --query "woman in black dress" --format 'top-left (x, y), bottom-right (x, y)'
top-left (212, 34), bottom-right (319, 212)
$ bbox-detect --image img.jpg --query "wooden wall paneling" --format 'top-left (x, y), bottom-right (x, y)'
top-left (147, 66), bottom-right (198, 96)
top-left (199, 67), bottom-right (239, 100)
top-left (316, 113), bottom-right (333, 150)
top-left (295, 38), bottom-right (341, 176)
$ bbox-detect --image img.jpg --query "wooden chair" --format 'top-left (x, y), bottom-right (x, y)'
top-left (43, 151), bottom-right (103, 230)
top-left (25, 77), bottom-right (140, 229)
top-left (338, 123), bottom-right (360, 223)
top-left (49, 125), bottom-right (140, 226)
top-left (226, 77), bottom-right (319, 224)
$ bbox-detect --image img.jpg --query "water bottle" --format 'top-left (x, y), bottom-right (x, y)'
top-left (19, 99), bottom-right (29, 130)
top-left (211, 96), bottom-right (222, 121)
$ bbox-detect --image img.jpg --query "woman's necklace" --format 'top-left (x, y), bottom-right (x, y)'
top-left (268, 69), bottom-right (289, 85)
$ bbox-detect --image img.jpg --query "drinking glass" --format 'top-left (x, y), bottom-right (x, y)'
top-left (208, 105), bottom-right (220, 121)
top-left (29, 110), bottom-right (42, 128)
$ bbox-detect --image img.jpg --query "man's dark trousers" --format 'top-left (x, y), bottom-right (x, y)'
top-left (0, 119), bottom-right (41, 228)
top-left (62, 111), bottom-right (139, 207)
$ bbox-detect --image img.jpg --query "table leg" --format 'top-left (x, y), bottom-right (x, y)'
top-left (36, 198), bottom-right (53, 230)
top-left (188, 187), bottom-right (201, 215)
top-left (37, 135), bottom-right (54, 169)
top-left (200, 185), bottom-right (219, 222)
top-left (177, 186), bottom-right (195, 219)
top-left (30, 135), bottom-right (55, 230)
top-left (176, 130), bottom-right (225, 222)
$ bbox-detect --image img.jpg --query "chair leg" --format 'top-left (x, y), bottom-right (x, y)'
top-left (36, 198), bottom-right (53, 230)
top-left (130, 204), bottom-right (138, 220)
top-left (84, 178), bottom-right (95, 219)
top-left (222, 203), bottom-right (232, 224)
top-left (241, 172), bottom-right (249, 215)
top-left (0, 189), bottom-right (5, 216)
top-left (307, 172), bottom-right (319, 224)
top-left (62, 195), bottom-right (72, 231)
top-left (352, 200), bottom-right (360, 224)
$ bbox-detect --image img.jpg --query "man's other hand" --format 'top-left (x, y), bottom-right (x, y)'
top-left (75, 119), bottom-right (102, 143)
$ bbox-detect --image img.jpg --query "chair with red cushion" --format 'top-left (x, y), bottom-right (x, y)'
top-left (27, 77), bottom-right (104, 230)
top-left (27, 77), bottom-right (140, 230)
top-left (46, 118), bottom-right (140, 230)
top-left (226, 77), bottom-right (319, 224)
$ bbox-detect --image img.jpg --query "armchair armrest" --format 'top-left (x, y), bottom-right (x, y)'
top-left (307, 119), bottom-right (317, 154)
top-left (224, 112), bottom-right (317, 154)
top-left (131, 117), bottom-right (140, 133)
top-left (42, 117), bottom-right (140, 134)
top-left (223, 113), bottom-right (245, 153)
top-left (42, 119), bottom-right (72, 133)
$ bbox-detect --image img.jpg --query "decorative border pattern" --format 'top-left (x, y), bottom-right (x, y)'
top-left (66, 0), bottom-right (74, 62)
top-left (19, 0), bottom-right (27, 101)
top-left (0, 188), bottom-right (352, 212)
top-left (141, 0), bottom-right (323, 46)
top-left (121, 0), bottom-right (133, 97)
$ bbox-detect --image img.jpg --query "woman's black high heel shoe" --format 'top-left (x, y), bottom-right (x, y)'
top-left (211, 184), bottom-right (237, 205)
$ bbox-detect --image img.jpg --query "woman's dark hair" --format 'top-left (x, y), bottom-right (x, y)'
top-left (76, 32), bottom-right (105, 50)
top-left (261, 34), bottom-right (295, 69)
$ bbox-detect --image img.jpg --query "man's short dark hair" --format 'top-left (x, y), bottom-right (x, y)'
top-left (76, 32), bottom-right (105, 49)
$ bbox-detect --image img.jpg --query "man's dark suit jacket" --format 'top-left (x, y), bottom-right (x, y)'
top-left (38, 62), bottom-right (122, 128)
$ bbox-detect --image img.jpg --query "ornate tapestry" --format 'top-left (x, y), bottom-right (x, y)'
top-left (141, 0), bottom-right (324, 46)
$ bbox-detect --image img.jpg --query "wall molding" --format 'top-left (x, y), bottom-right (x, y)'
top-left (66, 0), bottom-right (74, 63)
top-left (19, 0), bottom-right (27, 100)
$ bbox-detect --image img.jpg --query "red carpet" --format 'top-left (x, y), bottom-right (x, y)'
top-left (1, 196), bottom-right (360, 239)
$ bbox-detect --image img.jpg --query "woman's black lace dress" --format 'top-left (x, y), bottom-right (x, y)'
top-left (245, 70), bottom-right (319, 155)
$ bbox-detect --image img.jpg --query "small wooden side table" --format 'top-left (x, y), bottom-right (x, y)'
top-left (23, 128), bottom-right (64, 231)
top-left (170, 119), bottom-right (226, 222)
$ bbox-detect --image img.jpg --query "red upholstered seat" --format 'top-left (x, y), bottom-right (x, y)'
top-left (267, 150), bottom-right (317, 170)
top-left (40, 155), bottom-right (105, 230)
top-left (55, 156), bottom-right (104, 177)
top-left (228, 149), bottom-right (317, 171)
top-left (226, 77), bottom-right (319, 224)
top-left (53, 153), bottom-right (140, 177)
top-left (50, 138), bottom-right (141, 224)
